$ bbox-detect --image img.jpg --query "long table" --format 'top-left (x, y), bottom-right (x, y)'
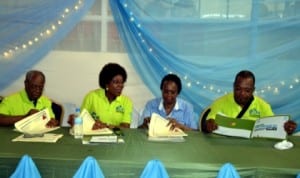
top-left (0, 127), bottom-right (299, 178)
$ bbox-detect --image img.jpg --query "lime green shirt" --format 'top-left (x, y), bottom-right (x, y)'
top-left (0, 89), bottom-right (55, 118)
top-left (207, 93), bottom-right (274, 121)
top-left (81, 88), bottom-right (133, 126)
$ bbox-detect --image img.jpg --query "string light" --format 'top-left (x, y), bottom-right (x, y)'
top-left (2, 0), bottom-right (84, 59)
top-left (122, 0), bottom-right (300, 97)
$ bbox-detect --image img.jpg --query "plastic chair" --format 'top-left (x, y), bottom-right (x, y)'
top-left (199, 107), bottom-right (211, 133)
top-left (10, 154), bottom-right (41, 178)
top-left (216, 163), bottom-right (240, 178)
top-left (140, 159), bottom-right (169, 178)
top-left (73, 156), bottom-right (105, 178)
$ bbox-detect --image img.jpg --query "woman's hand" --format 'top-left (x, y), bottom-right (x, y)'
top-left (92, 120), bottom-right (108, 130)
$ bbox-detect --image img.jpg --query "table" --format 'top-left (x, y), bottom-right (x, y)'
top-left (0, 127), bottom-right (299, 178)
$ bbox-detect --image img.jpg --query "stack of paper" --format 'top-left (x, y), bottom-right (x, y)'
top-left (148, 113), bottom-right (187, 142)
top-left (12, 133), bottom-right (63, 143)
top-left (79, 109), bottom-right (113, 135)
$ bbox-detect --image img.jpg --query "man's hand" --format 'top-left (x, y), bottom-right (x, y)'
top-left (205, 119), bottom-right (218, 133)
top-left (46, 119), bottom-right (59, 128)
top-left (284, 120), bottom-right (297, 135)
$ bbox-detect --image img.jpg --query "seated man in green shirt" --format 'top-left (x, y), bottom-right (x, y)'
top-left (204, 70), bottom-right (297, 134)
top-left (0, 70), bottom-right (58, 127)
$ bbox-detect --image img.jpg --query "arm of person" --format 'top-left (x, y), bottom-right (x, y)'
top-left (284, 120), bottom-right (297, 135)
top-left (138, 117), bottom-right (150, 129)
top-left (0, 109), bottom-right (39, 126)
top-left (46, 118), bottom-right (59, 127)
top-left (205, 119), bottom-right (218, 133)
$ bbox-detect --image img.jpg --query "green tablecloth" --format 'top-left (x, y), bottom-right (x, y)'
top-left (0, 127), bottom-right (299, 178)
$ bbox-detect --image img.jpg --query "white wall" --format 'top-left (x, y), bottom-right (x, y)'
top-left (0, 51), bottom-right (154, 112)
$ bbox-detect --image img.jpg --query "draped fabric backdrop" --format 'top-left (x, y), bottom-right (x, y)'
top-left (110, 0), bottom-right (300, 131)
top-left (0, 0), bottom-right (299, 131)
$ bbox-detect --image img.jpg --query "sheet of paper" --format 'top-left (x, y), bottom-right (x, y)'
top-left (251, 115), bottom-right (289, 139)
top-left (14, 109), bottom-right (60, 134)
top-left (148, 136), bottom-right (185, 142)
top-left (12, 133), bottom-right (63, 143)
top-left (90, 135), bottom-right (118, 143)
top-left (148, 113), bottom-right (187, 138)
top-left (80, 109), bottom-right (113, 135)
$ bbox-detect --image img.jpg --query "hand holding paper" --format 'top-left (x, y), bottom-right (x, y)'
top-left (14, 109), bottom-right (60, 134)
top-left (79, 109), bottom-right (113, 135)
top-left (148, 113), bottom-right (187, 137)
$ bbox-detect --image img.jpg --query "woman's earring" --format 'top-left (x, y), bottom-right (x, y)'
top-left (106, 87), bottom-right (109, 91)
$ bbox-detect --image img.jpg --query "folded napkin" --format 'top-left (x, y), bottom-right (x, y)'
top-left (73, 156), bottom-right (104, 178)
top-left (140, 159), bottom-right (169, 178)
top-left (10, 154), bottom-right (41, 178)
top-left (217, 163), bottom-right (240, 178)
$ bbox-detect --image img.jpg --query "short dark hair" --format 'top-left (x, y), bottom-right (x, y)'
top-left (98, 63), bottom-right (127, 89)
top-left (160, 74), bottom-right (182, 94)
top-left (25, 70), bottom-right (45, 83)
top-left (234, 70), bottom-right (255, 86)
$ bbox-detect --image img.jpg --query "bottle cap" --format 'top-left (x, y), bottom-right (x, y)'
top-left (74, 117), bottom-right (83, 124)
top-left (75, 108), bottom-right (80, 113)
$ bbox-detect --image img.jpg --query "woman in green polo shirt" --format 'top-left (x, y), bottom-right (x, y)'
top-left (69, 63), bottom-right (133, 129)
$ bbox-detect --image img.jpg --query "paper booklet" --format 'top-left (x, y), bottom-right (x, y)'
top-left (212, 114), bottom-right (289, 139)
top-left (79, 109), bottom-right (113, 135)
top-left (14, 109), bottom-right (60, 135)
top-left (148, 113), bottom-right (187, 141)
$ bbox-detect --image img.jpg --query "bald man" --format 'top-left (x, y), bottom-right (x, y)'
top-left (0, 70), bottom-right (58, 127)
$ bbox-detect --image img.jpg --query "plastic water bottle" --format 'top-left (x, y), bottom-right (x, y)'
top-left (73, 108), bottom-right (83, 139)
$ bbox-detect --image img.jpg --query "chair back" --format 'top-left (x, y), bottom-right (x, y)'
top-left (199, 108), bottom-right (211, 133)
top-left (51, 101), bottom-right (64, 125)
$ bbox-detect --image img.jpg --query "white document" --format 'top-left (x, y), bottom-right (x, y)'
top-left (90, 135), bottom-right (118, 143)
top-left (14, 109), bottom-right (60, 134)
top-left (251, 115), bottom-right (289, 139)
top-left (80, 109), bottom-right (113, 135)
top-left (148, 113), bottom-right (187, 138)
top-left (213, 114), bottom-right (289, 140)
top-left (12, 133), bottom-right (63, 143)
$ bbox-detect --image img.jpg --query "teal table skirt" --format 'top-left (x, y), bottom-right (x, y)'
top-left (0, 127), bottom-right (299, 178)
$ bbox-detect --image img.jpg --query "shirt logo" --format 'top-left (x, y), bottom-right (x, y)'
top-left (116, 105), bottom-right (124, 113)
top-left (91, 112), bottom-right (99, 120)
top-left (249, 109), bottom-right (260, 117)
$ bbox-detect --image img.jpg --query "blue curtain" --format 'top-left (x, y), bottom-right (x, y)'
top-left (0, 0), bottom-right (95, 89)
top-left (0, 0), bottom-right (299, 131)
top-left (110, 0), bottom-right (300, 131)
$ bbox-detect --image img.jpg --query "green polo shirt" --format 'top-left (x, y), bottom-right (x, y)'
top-left (81, 88), bottom-right (133, 126)
top-left (0, 89), bottom-right (55, 118)
top-left (207, 92), bottom-right (274, 121)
